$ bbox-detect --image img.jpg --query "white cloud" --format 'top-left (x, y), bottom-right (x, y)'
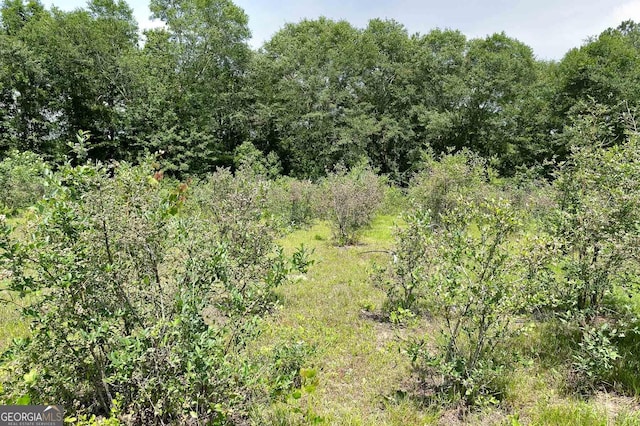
top-left (612, 0), bottom-right (640, 23)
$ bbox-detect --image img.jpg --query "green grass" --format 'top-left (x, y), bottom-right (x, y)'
top-left (0, 215), bottom-right (30, 351)
top-left (0, 288), bottom-right (28, 351)
top-left (252, 218), bottom-right (436, 424)
top-left (526, 398), bottom-right (640, 425)
top-left (251, 215), bottom-right (640, 425)
top-left (1, 211), bottom-right (639, 424)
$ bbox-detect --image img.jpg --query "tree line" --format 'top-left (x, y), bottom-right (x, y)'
top-left (2, 0), bottom-right (640, 180)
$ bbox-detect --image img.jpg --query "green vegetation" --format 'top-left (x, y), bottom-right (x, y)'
top-left (0, 160), bottom-right (299, 424)
top-left (2, 0), bottom-right (640, 424)
top-left (0, 150), bottom-right (47, 214)
top-left (0, 131), bottom-right (639, 423)
top-left (318, 164), bottom-right (385, 246)
top-left (3, 0), bottom-right (640, 180)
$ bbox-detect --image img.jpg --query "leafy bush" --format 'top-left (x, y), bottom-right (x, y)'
top-left (234, 141), bottom-right (282, 179)
top-left (290, 243), bottom-right (315, 274)
top-left (502, 166), bottom-right (557, 223)
top-left (264, 339), bottom-right (316, 398)
top-left (380, 197), bottom-right (549, 406)
top-left (378, 184), bottom-right (407, 216)
top-left (190, 168), bottom-right (288, 315)
top-left (550, 110), bottom-right (640, 313)
top-left (568, 320), bottom-right (622, 393)
top-left (373, 208), bottom-right (435, 314)
top-left (408, 150), bottom-right (491, 226)
top-left (318, 164), bottom-right (384, 246)
top-left (0, 159), bottom-right (289, 424)
top-left (267, 177), bottom-right (318, 230)
top-left (540, 304), bottom-right (640, 396)
top-left (0, 150), bottom-right (48, 214)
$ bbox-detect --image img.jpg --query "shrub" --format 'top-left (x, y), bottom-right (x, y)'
top-left (0, 159), bottom-right (289, 424)
top-left (550, 109), bottom-right (640, 313)
top-left (542, 305), bottom-right (640, 396)
top-left (265, 339), bottom-right (316, 398)
top-left (0, 150), bottom-right (48, 214)
top-left (234, 141), bottom-right (282, 179)
top-left (380, 197), bottom-right (549, 406)
top-left (190, 168), bottom-right (285, 302)
top-left (408, 150), bottom-right (491, 226)
top-left (290, 243), bottom-right (315, 274)
top-left (373, 208), bottom-right (435, 314)
top-left (502, 166), bottom-right (557, 224)
top-left (318, 164), bottom-right (384, 246)
top-left (534, 105), bottom-right (640, 398)
top-left (267, 177), bottom-right (318, 230)
top-left (378, 184), bottom-right (407, 216)
top-left (568, 319), bottom-right (622, 394)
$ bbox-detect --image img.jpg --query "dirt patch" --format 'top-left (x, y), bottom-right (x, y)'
top-left (592, 391), bottom-right (640, 420)
top-left (0, 269), bottom-right (11, 280)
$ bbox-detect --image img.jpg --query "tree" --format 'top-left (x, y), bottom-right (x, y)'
top-left (0, 0), bottom-right (44, 35)
top-left (553, 20), bottom-right (640, 154)
top-left (0, 34), bottom-right (53, 156)
top-left (460, 33), bottom-right (539, 172)
top-left (250, 18), bottom-right (363, 178)
top-left (352, 19), bottom-right (426, 181)
top-left (409, 29), bottom-right (468, 158)
top-left (137, 0), bottom-right (252, 174)
top-left (1, 0), bottom-right (139, 161)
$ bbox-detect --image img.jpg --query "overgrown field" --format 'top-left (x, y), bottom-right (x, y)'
top-left (1, 114), bottom-right (640, 425)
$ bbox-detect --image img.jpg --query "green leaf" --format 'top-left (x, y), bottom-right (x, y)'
top-left (300, 367), bottom-right (317, 379)
top-left (23, 369), bottom-right (37, 385)
top-left (16, 394), bottom-right (31, 405)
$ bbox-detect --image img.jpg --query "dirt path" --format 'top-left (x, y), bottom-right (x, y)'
top-left (253, 219), bottom-right (436, 425)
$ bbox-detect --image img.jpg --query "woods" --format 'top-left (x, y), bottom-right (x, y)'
top-left (2, 0), bottom-right (640, 180)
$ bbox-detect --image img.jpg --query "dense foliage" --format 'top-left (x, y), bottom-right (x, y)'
top-left (0, 159), bottom-right (311, 424)
top-left (404, 198), bottom-right (549, 406)
top-left (318, 164), bottom-right (385, 245)
top-left (3, 0), bottom-right (640, 422)
top-left (0, 150), bottom-right (47, 214)
top-left (3, 0), bottom-right (640, 180)
top-left (374, 113), bottom-right (640, 407)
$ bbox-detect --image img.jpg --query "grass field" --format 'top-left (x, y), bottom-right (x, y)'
top-left (249, 216), bottom-right (640, 425)
top-left (1, 213), bottom-right (639, 424)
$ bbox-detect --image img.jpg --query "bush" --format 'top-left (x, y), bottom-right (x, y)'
top-left (568, 319), bottom-right (622, 394)
top-left (379, 196), bottom-right (549, 406)
top-left (290, 243), bottom-right (315, 274)
top-left (408, 150), bottom-right (492, 226)
top-left (190, 168), bottom-right (288, 312)
top-left (266, 177), bottom-right (318, 230)
top-left (550, 109), bottom-right (640, 313)
top-left (264, 339), bottom-right (316, 398)
top-left (0, 159), bottom-right (289, 424)
top-left (318, 164), bottom-right (384, 246)
top-left (539, 304), bottom-right (640, 396)
top-left (378, 184), bottom-right (407, 216)
top-left (0, 151), bottom-right (48, 214)
top-left (373, 208), bottom-right (435, 314)
top-left (234, 141), bottom-right (282, 180)
top-left (501, 166), bottom-right (557, 224)
top-left (533, 105), bottom-right (640, 398)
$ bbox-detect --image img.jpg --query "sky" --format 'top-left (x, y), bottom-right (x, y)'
top-left (42, 0), bottom-right (640, 60)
